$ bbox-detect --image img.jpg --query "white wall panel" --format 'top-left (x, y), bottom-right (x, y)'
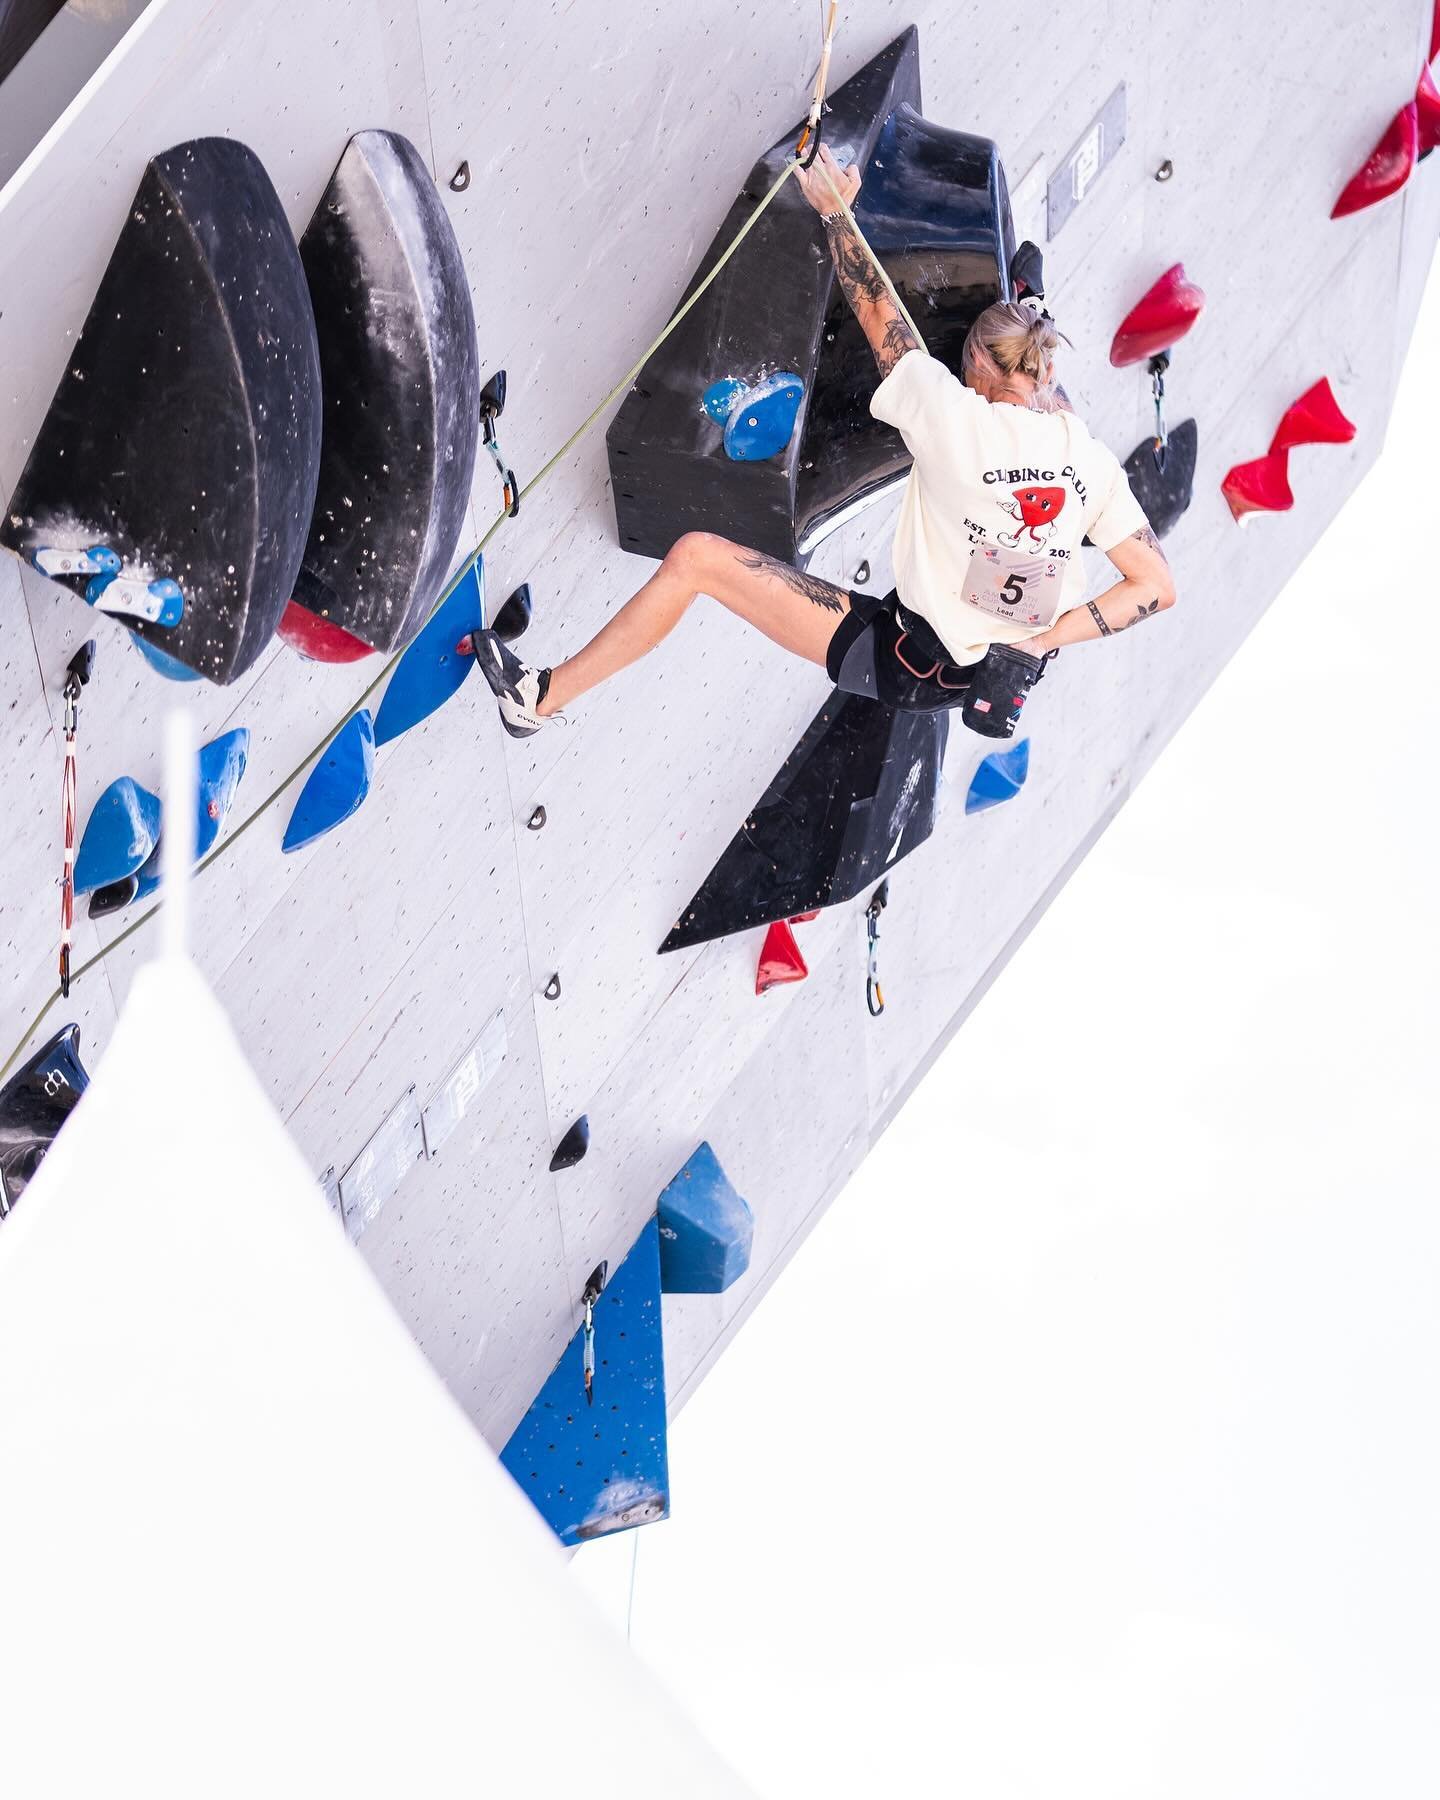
top-left (0, 0), bottom-right (1432, 1463)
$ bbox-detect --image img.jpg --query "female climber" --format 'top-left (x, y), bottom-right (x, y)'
top-left (465, 142), bottom-right (1175, 741)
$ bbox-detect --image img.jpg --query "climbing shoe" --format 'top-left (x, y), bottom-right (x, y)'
top-left (472, 630), bottom-right (553, 738)
top-left (961, 642), bottom-right (1054, 739)
top-left (1010, 239), bottom-right (1046, 308)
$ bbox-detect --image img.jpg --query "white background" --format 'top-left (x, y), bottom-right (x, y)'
top-left (573, 271), bottom-right (1440, 1797)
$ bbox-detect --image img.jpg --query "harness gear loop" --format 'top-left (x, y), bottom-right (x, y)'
top-left (1149, 351), bottom-right (1171, 472)
top-left (865, 879), bottom-right (888, 1017)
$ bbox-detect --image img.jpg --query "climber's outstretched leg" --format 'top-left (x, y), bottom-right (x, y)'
top-left (463, 532), bottom-right (849, 738)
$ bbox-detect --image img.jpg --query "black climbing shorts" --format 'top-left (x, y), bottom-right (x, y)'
top-left (825, 589), bottom-right (980, 713)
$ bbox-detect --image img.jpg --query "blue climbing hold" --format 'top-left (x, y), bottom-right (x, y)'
top-left (965, 738), bottom-right (1030, 814)
top-left (282, 710), bottom-right (376, 853)
top-left (657, 1141), bottom-right (754, 1294)
top-left (723, 370), bottom-right (805, 462)
top-left (195, 728), bottom-right (250, 857)
top-left (130, 632), bottom-right (204, 682)
top-left (131, 726), bottom-right (251, 901)
top-left (701, 376), bottom-right (748, 423)
top-left (74, 776), bottom-right (162, 895)
top-left (373, 558), bottom-right (485, 747)
top-left (500, 1218), bottom-right (669, 1546)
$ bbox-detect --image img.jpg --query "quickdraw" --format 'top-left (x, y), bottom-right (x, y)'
top-left (1149, 351), bottom-right (1171, 472)
top-left (865, 879), bottom-right (888, 1017)
top-left (795, 0), bottom-right (839, 168)
top-left (479, 368), bottom-right (521, 518)
top-left (58, 642), bottom-right (96, 998)
top-left (581, 1260), bottom-right (607, 1406)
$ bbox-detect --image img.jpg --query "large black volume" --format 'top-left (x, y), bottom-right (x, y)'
top-left (291, 131), bottom-right (481, 655)
top-left (608, 27), bottom-right (1013, 566)
top-left (660, 694), bottom-right (947, 952)
top-left (1, 138), bottom-right (322, 684)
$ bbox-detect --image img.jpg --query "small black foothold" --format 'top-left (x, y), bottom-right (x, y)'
top-left (853, 559), bottom-right (871, 586)
top-left (549, 1115), bottom-right (590, 1172)
top-left (1155, 158), bottom-right (1174, 182)
top-left (479, 368), bottom-right (507, 419)
top-left (543, 972), bottom-right (561, 1001)
top-left (89, 874), bottom-right (139, 918)
top-left (449, 161), bottom-right (470, 192)
top-left (65, 640), bottom-right (97, 689)
top-left (528, 804), bottom-right (547, 831)
top-left (492, 581), bottom-right (532, 642)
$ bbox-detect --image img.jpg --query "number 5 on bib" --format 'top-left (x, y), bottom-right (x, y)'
top-left (962, 544), bottom-right (1063, 629)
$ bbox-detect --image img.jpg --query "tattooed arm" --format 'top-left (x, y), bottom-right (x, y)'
top-left (1026, 526), bottom-right (1177, 653)
top-left (794, 144), bottom-right (920, 379)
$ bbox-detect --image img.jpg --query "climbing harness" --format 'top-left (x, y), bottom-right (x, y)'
top-left (581, 1261), bottom-right (607, 1406)
top-left (1149, 351), bottom-right (1170, 471)
top-left (58, 642), bottom-right (95, 998)
top-left (2, 4), bottom-right (877, 1084)
top-left (478, 369), bottom-right (520, 517)
top-left (865, 880), bottom-right (887, 1017)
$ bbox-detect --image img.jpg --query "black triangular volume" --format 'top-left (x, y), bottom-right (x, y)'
top-left (660, 695), bottom-right (946, 953)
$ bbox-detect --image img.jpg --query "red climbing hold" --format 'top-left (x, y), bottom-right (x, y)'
top-left (1269, 378), bottom-right (1357, 454)
top-left (755, 919), bottom-right (808, 994)
top-left (1331, 104), bottom-right (1419, 217)
top-left (1221, 449), bottom-right (1294, 522)
top-left (276, 599), bottom-right (374, 664)
top-left (789, 910), bottom-right (820, 924)
top-left (1108, 264), bottom-right (1206, 367)
top-left (1417, 65), bottom-right (1440, 158)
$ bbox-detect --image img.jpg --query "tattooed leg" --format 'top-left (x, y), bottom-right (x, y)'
top-left (541, 532), bottom-right (851, 712)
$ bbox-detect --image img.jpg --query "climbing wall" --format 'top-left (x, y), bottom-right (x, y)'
top-left (2, 0), bottom-right (1435, 1498)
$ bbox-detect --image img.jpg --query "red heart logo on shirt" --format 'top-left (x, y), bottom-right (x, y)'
top-left (1013, 485), bottom-right (1066, 528)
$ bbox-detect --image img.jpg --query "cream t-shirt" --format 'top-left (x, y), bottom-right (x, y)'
top-left (870, 351), bottom-right (1149, 662)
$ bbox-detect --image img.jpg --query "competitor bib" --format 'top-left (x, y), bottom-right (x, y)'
top-left (961, 544), bottom-right (1064, 629)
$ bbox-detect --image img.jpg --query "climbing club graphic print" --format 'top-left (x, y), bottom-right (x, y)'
top-left (998, 483), bottom-right (1067, 550)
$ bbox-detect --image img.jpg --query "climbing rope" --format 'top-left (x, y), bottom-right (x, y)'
top-left (1, 3), bottom-right (921, 1084)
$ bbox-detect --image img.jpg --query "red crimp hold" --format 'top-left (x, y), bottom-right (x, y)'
top-left (1108, 264), bottom-right (1206, 367)
top-left (1331, 103), bottom-right (1419, 217)
top-left (276, 599), bottom-right (374, 664)
top-left (1417, 65), bottom-right (1440, 158)
top-left (1269, 378), bottom-right (1357, 454)
top-left (789, 910), bottom-right (820, 923)
top-left (1221, 449), bottom-right (1294, 522)
top-left (755, 919), bottom-right (808, 994)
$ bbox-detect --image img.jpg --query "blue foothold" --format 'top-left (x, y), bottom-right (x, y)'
top-left (128, 727), bottom-right (251, 904)
top-left (657, 1141), bottom-right (753, 1294)
top-left (723, 370), bottom-right (805, 462)
top-left (282, 710), bottom-right (376, 853)
top-left (74, 777), bottom-right (162, 895)
top-left (965, 738), bottom-right (1030, 814)
top-left (702, 377), bottom-right (747, 423)
top-left (196, 728), bottom-right (250, 858)
top-left (130, 633), bottom-right (203, 682)
top-left (373, 558), bottom-right (485, 748)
